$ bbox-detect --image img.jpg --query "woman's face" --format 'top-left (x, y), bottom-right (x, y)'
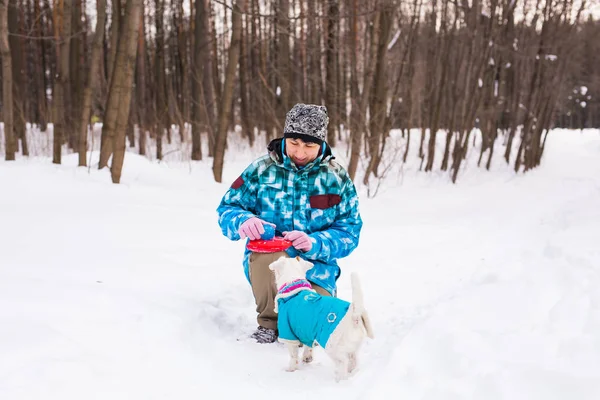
top-left (285, 138), bottom-right (321, 167)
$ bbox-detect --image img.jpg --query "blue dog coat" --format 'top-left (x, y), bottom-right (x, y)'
top-left (275, 280), bottom-right (351, 348)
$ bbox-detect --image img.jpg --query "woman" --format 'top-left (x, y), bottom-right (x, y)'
top-left (217, 103), bottom-right (363, 343)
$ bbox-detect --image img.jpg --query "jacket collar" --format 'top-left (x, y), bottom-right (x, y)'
top-left (267, 138), bottom-right (334, 171)
top-left (273, 279), bottom-right (316, 313)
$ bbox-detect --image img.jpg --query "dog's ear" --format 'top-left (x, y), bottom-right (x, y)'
top-left (269, 256), bottom-right (288, 272)
top-left (296, 257), bottom-right (314, 273)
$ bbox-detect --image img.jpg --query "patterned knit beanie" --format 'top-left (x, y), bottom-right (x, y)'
top-left (283, 103), bottom-right (329, 145)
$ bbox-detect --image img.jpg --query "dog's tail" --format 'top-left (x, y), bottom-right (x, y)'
top-left (350, 272), bottom-right (374, 339)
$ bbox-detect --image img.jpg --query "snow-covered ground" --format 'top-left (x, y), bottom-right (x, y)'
top-left (1, 128), bottom-right (599, 399)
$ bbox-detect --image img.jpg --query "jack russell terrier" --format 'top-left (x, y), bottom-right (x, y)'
top-left (269, 256), bottom-right (374, 381)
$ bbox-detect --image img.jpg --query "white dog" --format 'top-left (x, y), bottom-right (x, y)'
top-left (269, 256), bottom-right (374, 381)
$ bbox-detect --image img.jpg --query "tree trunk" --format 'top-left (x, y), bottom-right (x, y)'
top-left (425, 1), bottom-right (453, 172)
top-left (52, 0), bottom-right (73, 165)
top-left (0, 0), bottom-right (15, 160)
top-left (154, 0), bottom-right (167, 160)
top-left (210, 2), bottom-right (221, 130)
top-left (325, 0), bottom-right (339, 145)
top-left (191, 0), bottom-right (211, 160)
top-left (212, 0), bottom-right (245, 182)
top-left (363, 6), bottom-right (392, 185)
top-left (136, 5), bottom-right (147, 156)
top-left (107, 0), bottom-right (121, 86)
top-left (352, 7), bottom-right (381, 178)
top-left (239, 14), bottom-right (253, 145)
top-left (277, 0), bottom-right (290, 121)
top-left (8, 0), bottom-right (27, 156)
top-left (78, 0), bottom-right (106, 166)
top-left (33, 0), bottom-right (48, 130)
top-left (347, 0), bottom-right (360, 180)
top-left (69, 0), bottom-right (83, 149)
top-left (249, 0), bottom-right (260, 129)
top-left (175, 0), bottom-right (189, 138)
top-left (202, 0), bottom-right (216, 155)
top-left (107, 0), bottom-right (142, 183)
top-left (307, 0), bottom-right (321, 105)
top-left (99, 0), bottom-right (140, 171)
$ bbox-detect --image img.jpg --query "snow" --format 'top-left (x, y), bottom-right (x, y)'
top-left (1, 128), bottom-right (600, 399)
top-left (388, 30), bottom-right (401, 50)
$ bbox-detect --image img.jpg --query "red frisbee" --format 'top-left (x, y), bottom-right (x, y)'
top-left (246, 236), bottom-right (293, 253)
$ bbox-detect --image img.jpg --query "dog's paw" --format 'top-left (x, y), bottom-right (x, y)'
top-left (286, 360), bottom-right (299, 372)
top-left (335, 371), bottom-right (349, 382)
top-left (302, 347), bottom-right (314, 363)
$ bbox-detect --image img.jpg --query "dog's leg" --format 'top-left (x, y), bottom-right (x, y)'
top-left (348, 352), bottom-right (358, 374)
top-left (286, 343), bottom-right (300, 372)
top-left (302, 346), bottom-right (313, 363)
top-left (334, 356), bottom-right (350, 382)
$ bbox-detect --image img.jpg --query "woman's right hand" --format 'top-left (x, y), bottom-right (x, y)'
top-left (238, 217), bottom-right (275, 240)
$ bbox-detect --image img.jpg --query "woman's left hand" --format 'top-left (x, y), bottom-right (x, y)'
top-left (282, 231), bottom-right (312, 252)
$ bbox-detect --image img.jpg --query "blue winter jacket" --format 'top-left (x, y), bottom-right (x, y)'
top-left (277, 290), bottom-right (350, 347)
top-left (216, 138), bottom-right (363, 295)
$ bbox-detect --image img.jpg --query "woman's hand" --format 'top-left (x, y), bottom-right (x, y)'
top-left (283, 231), bottom-right (312, 252)
top-left (239, 217), bottom-right (275, 240)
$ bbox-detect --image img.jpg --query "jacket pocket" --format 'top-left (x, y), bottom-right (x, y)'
top-left (309, 194), bottom-right (342, 209)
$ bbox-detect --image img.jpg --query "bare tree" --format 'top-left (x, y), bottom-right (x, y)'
top-left (307, 0), bottom-right (322, 105)
top-left (52, 0), bottom-right (72, 164)
top-left (363, 4), bottom-right (392, 185)
top-left (325, 0), bottom-right (339, 145)
top-left (109, 0), bottom-right (142, 183)
top-left (277, 0), bottom-right (291, 121)
top-left (135, 4), bottom-right (147, 156)
top-left (69, 0), bottom-right (84, 150)
top-left (212, 0), bottom-right (245, 182)
top-left (349, 0), bottom-right (380, 181)
top-left (8, 0), bottom-right (27, 156)
top-left (347, 0), bottom-right (360, 180)
top-left (191, 0), bottom-right (212, 160)
top-left (78, 0), bottom-right (107, 167)
top-left (0, 0), bottom-right (14, 160)
top-left (107, 0), bottom-right (121, 87)
top-left (239, 12), bottom-right (253, 145)
top-left (99, 0), bottom-right (142, 182)
top-left (154, 0), bottom-right (167, 160)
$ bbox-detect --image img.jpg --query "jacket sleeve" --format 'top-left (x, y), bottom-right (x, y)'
top-left (303, 177), bottom-right (362, 263)
top-left (216, 163), bottom-right (260, 241)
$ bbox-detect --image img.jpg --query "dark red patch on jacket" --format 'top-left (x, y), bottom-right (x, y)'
top-left (310, 194), bottom-right (342, 209)
top-left (231, 176), bottom-right (244, 189)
